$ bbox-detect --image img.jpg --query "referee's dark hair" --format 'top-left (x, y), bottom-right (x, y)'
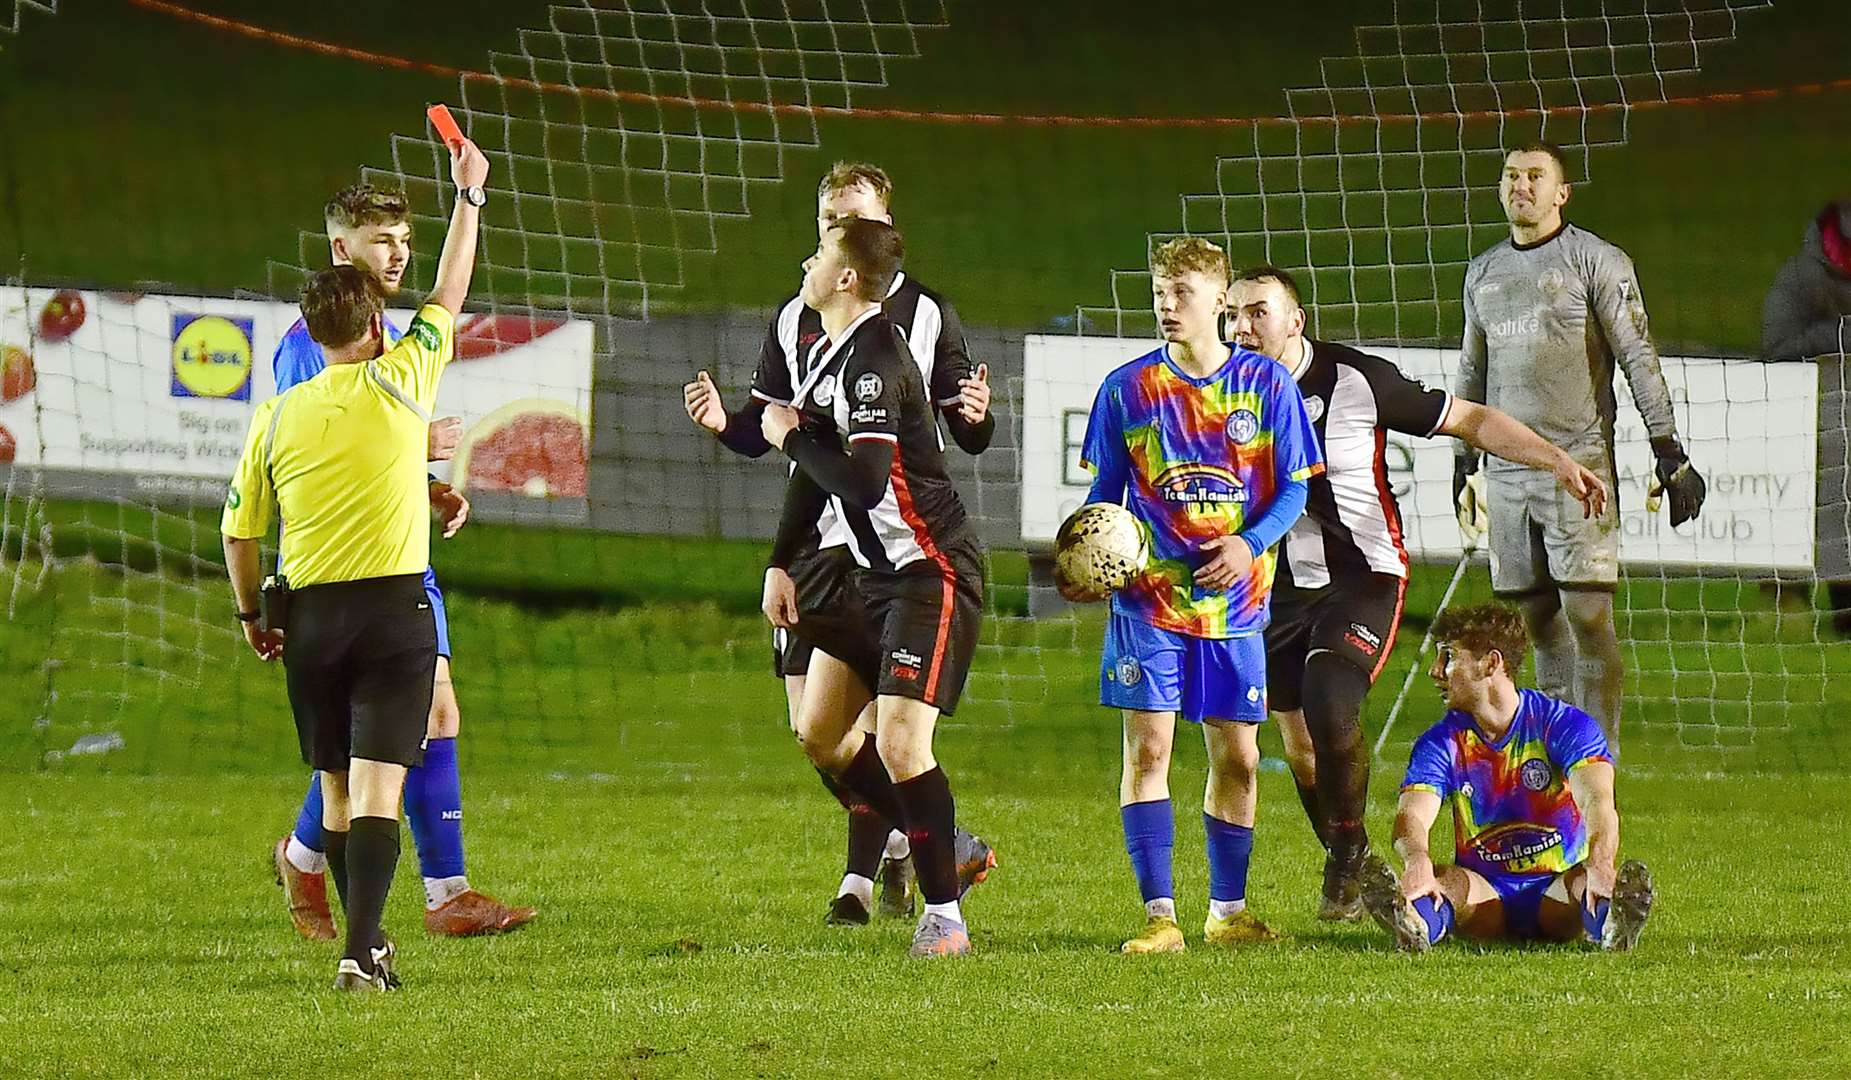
top-left (1234, 264), bottom-right (1303, 310)
top-left (301, 264), bottom-right (387, 348)
top-left (829, 218), bottom-right (904, 301)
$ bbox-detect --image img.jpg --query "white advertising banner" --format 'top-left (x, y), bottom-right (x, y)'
top-left (0, 287), bottom-right (593, 502)
top-left (1021, 335), bottom-right (1818, 570)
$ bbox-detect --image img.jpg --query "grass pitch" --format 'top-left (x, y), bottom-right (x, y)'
top-left (3, 751), bottom-right (1848, 1077)
top-left (4, 530), bottom-right (1851, 1076)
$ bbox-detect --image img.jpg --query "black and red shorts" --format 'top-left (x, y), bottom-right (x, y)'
top-left (853, 535), bottom-right (985, 716)
top-left (771, 540), bottom-right (875, 679)
top-left (1263, 571), bottom-right (1406, 712)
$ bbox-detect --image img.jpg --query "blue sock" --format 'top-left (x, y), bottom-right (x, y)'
top-left (1202, 814), bottom-right (1254, 903)
top-left (1120, 799), bottom-right (1175, 903)
top-left (1412, 894), bottom-right (1455, 944)
top-left (1581, 896), bottom-right (1611, 943)
top-left (403, 737), bottom-right (466, 880)
top-left (291, 773), bottom-right (324, 852)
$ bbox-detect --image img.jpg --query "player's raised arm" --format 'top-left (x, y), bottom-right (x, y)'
top-left (427, 138), bottom-right (491, 315)
top-left (929, 299), bottom-right (995, 454)
top-left (1441, 399), bottom-right (1608, 519)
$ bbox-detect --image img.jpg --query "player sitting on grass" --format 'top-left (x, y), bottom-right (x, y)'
top-left (1360, 601), bottom-right (1654, 952)
top-left (1065, 237), bottom-right (1323, 953)
top-left (269, 182), bottom-right (533, 941)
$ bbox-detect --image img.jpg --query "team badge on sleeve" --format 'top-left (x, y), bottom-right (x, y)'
top-left (409, 318), bottom-right (443, 352)
top-left (855, 372), bottom-right (884, 402)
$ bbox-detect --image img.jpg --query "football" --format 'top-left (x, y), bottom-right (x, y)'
top-left (1054, 502), bottom-right (1149, 598)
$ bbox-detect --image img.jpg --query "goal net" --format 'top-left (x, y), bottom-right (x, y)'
top-left (3, 0), bottom-right (1844, 776)
top-left (1074, 0), bottom-right (1847, 767)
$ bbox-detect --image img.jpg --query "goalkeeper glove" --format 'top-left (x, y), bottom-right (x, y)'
top-left (1454, 452), bottom-right (1488, 547)
top-left (1646, 436), bottom-right (1707, 527)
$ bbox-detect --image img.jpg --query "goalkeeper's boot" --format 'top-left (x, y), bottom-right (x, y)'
top-left (425, 889), bottom-right (537, 937)
top-left (1203, 909), bottom-right (1281, 946)
top-left (1121, 915), bottom-right (1186, 954)
top-left (953, 829), bottom-right (997, 897)
top-left (1359, 854), bottom-right (1431, 954)
top-left (272, 836), bottom-right (337, 942)
top-left (824, 892), bottom-right (871, 927)
top-left (1317, 847), bottom-right (1368, 923)
top-left (1603, 860), bottom-right (1655, 953)
top-left (877, 853), bottom-right (916, 919)
top-left (908, 912), bottom-right (971, 958)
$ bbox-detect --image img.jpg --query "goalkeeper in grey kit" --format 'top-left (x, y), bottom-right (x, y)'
top-left (1452, 141), bottom-right (1707, 755)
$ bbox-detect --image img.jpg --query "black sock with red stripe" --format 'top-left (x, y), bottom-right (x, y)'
top-left (816, 765), bottom-right (897, 879)
top-left (837, 737), bottom-right (908, 832)
top-left (894, 766), bottom-right (958, 905)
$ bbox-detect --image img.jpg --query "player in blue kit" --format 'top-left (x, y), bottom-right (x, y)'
top-left (1360, 602), bottom-right (1654, 951)
top-left (269, 183), bottom-right (535, 940)
top-left (1065, 237), bottom-right (1324, 953)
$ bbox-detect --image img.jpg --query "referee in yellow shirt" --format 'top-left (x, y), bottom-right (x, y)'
top-left (222, 135), bottom-right (489, 992)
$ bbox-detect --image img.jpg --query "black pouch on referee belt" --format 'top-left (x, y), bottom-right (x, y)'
top-left (261, 574), bottom-right (290, 633)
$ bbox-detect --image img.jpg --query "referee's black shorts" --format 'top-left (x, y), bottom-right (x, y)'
top-left (282, 573), bottom-right (437, 772)
top-left (854, 533), bottom-right (985, 716)
top-left (771, 540), bottom-right (874, 679)
top-left (1264, 572), bottom-right (1407, 712)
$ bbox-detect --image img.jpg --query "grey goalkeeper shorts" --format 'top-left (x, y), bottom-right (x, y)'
top-left (1487, 460), bottom-right (1619, 595)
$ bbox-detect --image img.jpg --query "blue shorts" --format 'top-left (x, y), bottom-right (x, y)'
top-left (1484, 871), bottom-right (1557, 939)
top-left (1100, 613), bottom-right (1268, 724)
top-left (423, 566), bottom-right (451, 660)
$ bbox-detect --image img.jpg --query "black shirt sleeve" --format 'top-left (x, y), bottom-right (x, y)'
top-left (768, 466), bottom-right (826, 570)
top-left (1353, 348), bottom-right (1450, 437)
top-left (926, 295), bottom-right (995, 455)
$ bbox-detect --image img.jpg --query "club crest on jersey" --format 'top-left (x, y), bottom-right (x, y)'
top-left (854, 372), bottom-right (884, 402)
top-left (1519, 758), bottom-right (1553, 792)
top-left (811, 375), bottom-right (836, 407)
top-left (1114, 655), bottom-right (1142, 687)
top-left (1153, 464), bottom-right (1248, 507)
top-left (1225, 409), bottom-right (1260, 444)
top-left (1537, 267), bottom-right (1566, 300)
top-left (1303, 396), bottom-right (1325, 423)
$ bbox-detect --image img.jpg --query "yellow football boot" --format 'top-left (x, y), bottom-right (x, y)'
top-left (1204, 908), bottom-right (1281, 946)
top-left (1121, 914), bottom-right (1186, 954)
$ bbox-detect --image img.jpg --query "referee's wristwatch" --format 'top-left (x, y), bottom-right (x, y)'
top-left (459, 184), bottom-right (487, 208)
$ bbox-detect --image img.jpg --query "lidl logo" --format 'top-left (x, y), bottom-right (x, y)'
top-left (171, 314), bottom-right (254, 401)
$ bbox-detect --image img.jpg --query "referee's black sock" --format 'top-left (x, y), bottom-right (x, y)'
top-left (815, 766), bottom-right (900, 879)
top-left (342, 816), bottom-right (400, 970)
top-left (893, 767), bottom-right (958, 907)
top-left (323, 828), bottom-right (351, 917)
top-left (837, 737), bottom-right (908, 832)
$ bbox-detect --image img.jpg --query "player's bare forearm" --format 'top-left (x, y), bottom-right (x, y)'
top-left (1448, 400), bottom-right (1570, 473)
top-left (1569, 762), bottom-right (1621, 890)
top-left (222, 535), bottom-right (265, 615)
top-left (1390, 791), bottom-right (1441, 867)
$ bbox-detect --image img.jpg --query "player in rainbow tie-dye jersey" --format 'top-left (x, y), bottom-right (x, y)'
top-left (1361, 602), bottom-right (1654, 951)
top-left (1069, 237), bottom-right (1323, 954)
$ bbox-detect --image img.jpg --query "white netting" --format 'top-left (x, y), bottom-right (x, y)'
top-left (1077, 0), bottom-right (1851, 762)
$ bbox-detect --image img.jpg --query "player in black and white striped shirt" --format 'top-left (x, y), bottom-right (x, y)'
top-left (756, 218), bottom-right (987, 957)
top-left (683, 164), bottom-right (995, 927)
top-left (1227, 266), bottom-right (1608, 921)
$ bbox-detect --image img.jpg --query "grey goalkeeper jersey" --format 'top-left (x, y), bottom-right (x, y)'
top-left (1455, 223), bottom-right (1679, 474)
